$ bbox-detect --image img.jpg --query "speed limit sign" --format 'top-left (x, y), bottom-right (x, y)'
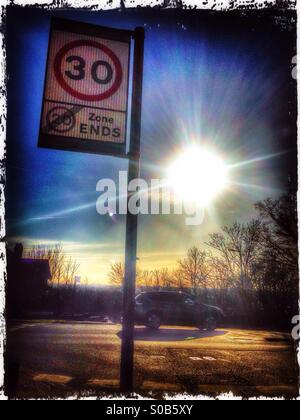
top-left (39, 18), bottom-right (132, 157)
top-left (38, 19), bottom-right (145, 393)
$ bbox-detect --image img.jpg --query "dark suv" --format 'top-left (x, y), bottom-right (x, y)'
top-left (135, 291), bottom-right (224, 331)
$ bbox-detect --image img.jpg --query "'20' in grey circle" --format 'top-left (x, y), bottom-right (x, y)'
top-left (46, 106), bottom-right (76, 133)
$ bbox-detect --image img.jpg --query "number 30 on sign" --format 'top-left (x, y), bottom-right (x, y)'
top-left (39, 18), bottom-right (131, 157)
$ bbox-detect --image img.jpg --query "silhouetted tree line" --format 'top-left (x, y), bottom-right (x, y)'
top-left (108, 188), bottom-right (298, 329)
top-left (8, 186), bottom-right (298, 329)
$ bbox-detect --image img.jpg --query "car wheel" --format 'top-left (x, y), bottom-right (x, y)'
top-left (204, 316), bottom-right (217, 331)
top-left (146, 312), bottom-right (161, 330)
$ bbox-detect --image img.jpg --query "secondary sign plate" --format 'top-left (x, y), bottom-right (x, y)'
top-left (39, 18), bottom-right (132, 157)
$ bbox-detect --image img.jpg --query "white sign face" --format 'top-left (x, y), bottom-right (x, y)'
top-left (39, 20), bottom-right (131, 156)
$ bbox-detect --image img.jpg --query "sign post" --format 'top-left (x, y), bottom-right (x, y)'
top-left (38, 19), bottom-right (145, 393)
top-left (120, 27), bottom-right (145, 393)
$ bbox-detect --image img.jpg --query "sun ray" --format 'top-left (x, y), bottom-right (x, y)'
top-left (227, 150), bottom-right (289, 170)
top-left (228, 181), bottom-right (282, 193)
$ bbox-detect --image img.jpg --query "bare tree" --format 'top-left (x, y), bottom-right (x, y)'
top-left (178, 247), bottom-right (211, 295)
top-left (206, 220), bottom-right (263, 289)
top-left (159, 268), bottom-right (174, 289)
top-left (108, 263), bottom-right (182, 290)
top-left (208, 255), bottom-right (236, 289)
top-left (149, 268), bottom-right (176, 289)
top-left (108, 262), bottom-right (125, 286)
top-left (63, 256), bottom-right (80, 287)
top-left (171, 268), bottom-right (189, 290)
top-left (138, 269), bottom-right (153, 288)
top-left (151, 269), bottom-right (163, 289)
top-left (255, 194), bottom-right (298, 274)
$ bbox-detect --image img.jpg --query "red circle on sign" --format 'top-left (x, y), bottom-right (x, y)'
top-left (54, 40), bottom-right (123, 102)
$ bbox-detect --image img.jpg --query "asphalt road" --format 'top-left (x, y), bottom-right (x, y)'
top-left (5, 321), bottom-right (299, 399)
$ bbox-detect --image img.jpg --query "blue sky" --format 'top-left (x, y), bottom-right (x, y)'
top-left (6, 7), bottom-right (297, 283)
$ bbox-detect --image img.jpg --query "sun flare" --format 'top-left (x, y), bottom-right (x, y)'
top-left (167, 146), bottom-right (228, 206)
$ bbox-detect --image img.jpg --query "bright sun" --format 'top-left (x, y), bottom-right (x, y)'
top-left (167, 146), bottom-right (228, 206)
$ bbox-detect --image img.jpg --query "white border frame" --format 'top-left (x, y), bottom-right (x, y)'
top-left (0, 0), bottom-right (298, 401)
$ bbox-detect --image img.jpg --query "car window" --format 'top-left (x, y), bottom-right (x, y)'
top-left (143, 293), bottom-right (195, 305)
top-left (168, 294), bottom-right (191, 304)
top-left (155, 294), bottom-right (173, 303)
top-left (172, 294), bottom-right (185, 303)
top-left (147, 293), bottom-right (178, 304)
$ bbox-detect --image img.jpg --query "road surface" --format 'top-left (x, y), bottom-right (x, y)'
top-left (5, 321), bottom-right (299, 399)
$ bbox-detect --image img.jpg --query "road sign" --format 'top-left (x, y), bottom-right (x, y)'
top-left (39, 19), bottom-right (132, 157)
top-left (38, 18), bottom-right (145, 394)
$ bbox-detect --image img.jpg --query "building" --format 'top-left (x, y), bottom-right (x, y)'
top-left (6, 244), bottom-right (51, 317)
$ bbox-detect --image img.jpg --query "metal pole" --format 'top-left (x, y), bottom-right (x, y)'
top-left (120, 27), bottom-right (145, 393)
